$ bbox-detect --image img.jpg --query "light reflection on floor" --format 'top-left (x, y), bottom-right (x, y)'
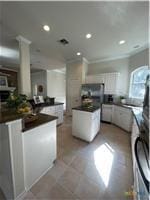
top-left (94, 143), bottom-right (114, 187)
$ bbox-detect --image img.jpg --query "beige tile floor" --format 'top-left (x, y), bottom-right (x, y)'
top-left (1, 116), bottom-right (134, 200)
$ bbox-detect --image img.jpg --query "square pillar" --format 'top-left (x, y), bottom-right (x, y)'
top-left (16, 35), bottom-right (31, 98)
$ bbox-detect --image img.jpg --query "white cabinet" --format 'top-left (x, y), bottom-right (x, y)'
top-left (102, 104), bottom-right (113, 122)
top-left (40, 104), bottom-right (63, 125)
top-left (104, 73), bottom-right (119, 94)
top-left (85, 74), bottom-right (105, 84)
top-left (86, 73), bottom-right (119, 94)
top-left (72, 109), bottom-right (100, 142)
top-left (23, 120), bottom-right (57, 190)
top-left (112, 105), bottom-right (133, 132)
top-left (102, 104), bottom-right (133, 132)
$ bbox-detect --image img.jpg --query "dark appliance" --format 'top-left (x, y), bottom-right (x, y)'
top-left (44, 97), bottom-right (55, 105)
top-left (134, 137), bottom-right (149, 200)
top-left (133, 75), bottom-right (150, 200)
top-left (0, 90), bottom-right (11, 102)
top-left (142, 74), bottom-right (149, 132)
top-left (104, 94), bottom-right (114, 103)
top-left (81, 84), bottom-right (104, 107)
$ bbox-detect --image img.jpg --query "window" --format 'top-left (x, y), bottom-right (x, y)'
top-left (129, 66), bottom-right (149, 99)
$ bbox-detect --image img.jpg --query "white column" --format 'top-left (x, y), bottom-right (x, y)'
top-left (16, 35), bottom-right (31, 97)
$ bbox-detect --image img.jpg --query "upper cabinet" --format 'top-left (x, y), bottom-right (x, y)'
top-left (85, 72), bottom-right (120, 94)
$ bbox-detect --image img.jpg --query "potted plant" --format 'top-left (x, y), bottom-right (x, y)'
top-left (120, 96), bottom-right (126, 104)
top-left (6, 92), bottom-right (32, 114)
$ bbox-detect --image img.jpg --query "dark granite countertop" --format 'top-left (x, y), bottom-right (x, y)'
top-left (0, 109), bottom-right (58, 133)
top-left (22, 113), bottom-right (58, 132)
top-left (0, 102), bottom-right (63, 124)
top-left (0, 110), bottom-right (24, 124)
top-left (38, 102), bottom-right (64, 107)
top-left (72, 106), bottom-right (100, 113)
top-left (102, 102), bottom-right (140, 110)
top-left (30, 102), bottom-right (64, 109)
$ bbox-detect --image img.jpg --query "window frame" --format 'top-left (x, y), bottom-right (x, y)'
top-left (129, 66), bottom-right (149, 99)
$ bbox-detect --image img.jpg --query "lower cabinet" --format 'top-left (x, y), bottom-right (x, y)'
top-left (54, 110), bottom-right (64, 125)
top-left (112, 105), bottom-right (133, 132)
top-left (102, 104), bottom-right (133, 132)
top-left (40, 104), bottom-right (64, 125)
top-left (72, 109), bottom-right (100, 142)
top-left (102, 104), bottom-right (113, 122)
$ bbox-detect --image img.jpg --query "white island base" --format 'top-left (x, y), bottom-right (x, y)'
top-left (72, 107), bottom-right (100, 142)
top-left (0, 114), bottom-right (57, 200)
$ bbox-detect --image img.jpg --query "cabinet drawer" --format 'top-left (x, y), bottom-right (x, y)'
top-left (102, 104), bottom-right (113, 109)
top-left (114, 105), bottom-right (131, 115)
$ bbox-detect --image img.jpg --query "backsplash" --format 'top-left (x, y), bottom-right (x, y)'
top-left (113, 95), bottom-right (143, 106)
top-left (126, 98), bottom-right (143, 107)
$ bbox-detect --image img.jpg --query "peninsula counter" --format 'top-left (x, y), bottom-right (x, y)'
top-left (0, 111), bottom-right (57, 200)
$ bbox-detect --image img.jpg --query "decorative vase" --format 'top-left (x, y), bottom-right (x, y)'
top-left (121, 99), bottom-right (126, 104)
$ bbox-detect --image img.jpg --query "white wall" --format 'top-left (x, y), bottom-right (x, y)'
top-left (129, 48), bottom-right (149, 73)
top-left (46, 70), bottom-right (66, 106)
top-left (66, 58), bottom-right (87, 114)
top-left (31, 70), bottom-right (66, 107)
top-left (87, 48), bottom-right (149, 96)
top-left (31, 71), bottom-right (47, 97)
top-left (88, 57), bottom-right (129, 95)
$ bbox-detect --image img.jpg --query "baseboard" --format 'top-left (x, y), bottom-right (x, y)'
top-left (15, 164), bottom-right (54, 200)
top-left (15, 190), bottom-right (27, 200)
top-left (25, 163), bottom-right (54, 192)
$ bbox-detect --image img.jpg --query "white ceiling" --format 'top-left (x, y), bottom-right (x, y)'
top-left (0, 1), bottom-right (149, 70)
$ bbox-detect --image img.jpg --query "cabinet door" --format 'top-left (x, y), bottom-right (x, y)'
top-left (112, 106), bottom-right (132, 132)
top-left (54, 111), bottom-right (63, 125)
top-left (102, 105), bottom-right (112, 122)
top-left (104, 73), bottom-right (119, 94)
top-left (112, 109), bottom-right (120, 127)
top-left (120, 112), bottom-right (132, 132)
top-left (86, 73), bottom-right (119, 94)
top-left (86, 75), bottom-right (105, 84)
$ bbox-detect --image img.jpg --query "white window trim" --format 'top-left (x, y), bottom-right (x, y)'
top-left (129, 66), bottom-right (149, 99)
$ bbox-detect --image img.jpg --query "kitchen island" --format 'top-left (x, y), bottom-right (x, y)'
top-left (0, 110), bottom-right (57, 200)
top-left (29, 101), bottom-right (64, 125)
top-left (72, 106), bottom-right (100, 142)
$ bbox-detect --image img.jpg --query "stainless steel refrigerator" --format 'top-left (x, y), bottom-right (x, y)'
top-left (81, 83), bottom-right (104, 107)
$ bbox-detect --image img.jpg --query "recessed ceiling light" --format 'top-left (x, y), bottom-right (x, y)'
top-left (86, 33), bottom-right (92, 39)
top-left (43, 25), bottom-right (50, 32)
top-left (119, 40), bottom-right (125, 45)
top-left (77, 52), bottom-right (81, 56)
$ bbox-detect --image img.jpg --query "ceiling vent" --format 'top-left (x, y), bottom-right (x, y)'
top-left (58, 38), bottom-right (69, 45)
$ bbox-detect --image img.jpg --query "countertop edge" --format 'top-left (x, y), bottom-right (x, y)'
top-left (0, 102), bottom-right (64, 124)
top-left (72, 106), bottom-right (100, 113)
top-left (22, 113), bottom-right (58, 132)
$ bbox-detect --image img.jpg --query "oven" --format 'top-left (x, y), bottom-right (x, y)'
top-left (134, 137), bottom-right (149, 200)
